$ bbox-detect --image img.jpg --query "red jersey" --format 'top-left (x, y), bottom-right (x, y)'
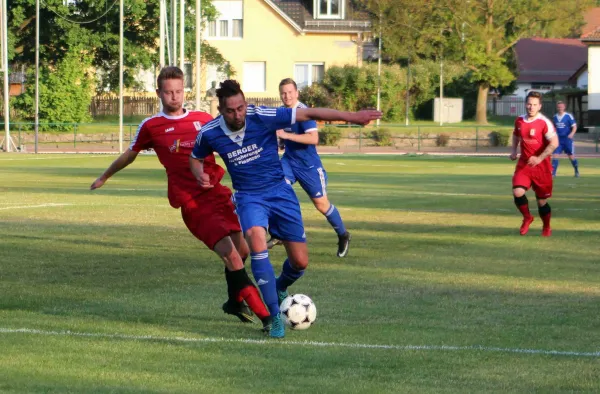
top-left (130, 110), bottom-right (225, 208)
top-left (513, 114), bottom-right (556, 170)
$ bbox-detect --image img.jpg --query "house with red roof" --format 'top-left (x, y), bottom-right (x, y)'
top-left (512, 38), bottom-right (588, 97)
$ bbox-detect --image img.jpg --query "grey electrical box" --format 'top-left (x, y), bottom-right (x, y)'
top-left (434, 98), bottom-right (463, 123)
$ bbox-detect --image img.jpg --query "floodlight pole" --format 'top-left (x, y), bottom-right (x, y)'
top-left (376, 12), bottom-right (382, 128)
top-left (439, 58), bottom-right (443, 126)
top-left (159, 0), bottom-right (165, 112)
top-left (35, 0), bottom-right (39, 153)
top-left (160, 0), bottom-right (165, 69)
top-left (405, 57), bottom-right (410, 126)
top-left (195, 0), bottom-right (201, 109)
top-left (172, 0), bottom-right (177, 66)
top-left (179, 0), bottom-right (185, 72)
top-left (2, 0), bottom-right (11, 152)
top-left (119, 0), bottom-right (124, 153)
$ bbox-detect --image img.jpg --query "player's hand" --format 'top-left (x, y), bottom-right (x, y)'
top-left (90, 177), bottom-right (106, 190)
top-left (527, 156), bottom-right (542, 167)
top-left (276, 129), bottom-right (289, 140)
top-left (197, 173), bottom-right (214, 189)
top-left (351, 110), bottom-right (383, 126)
top-left (509, 152), bottom-right (518, 161)
top-left (568, 134), bottom-right (574, 140)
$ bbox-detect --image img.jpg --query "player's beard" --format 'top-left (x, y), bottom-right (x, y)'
top-left (227, 119), bottom-right (245, 131)
top-left (163, 101), bottom-right (183, 114)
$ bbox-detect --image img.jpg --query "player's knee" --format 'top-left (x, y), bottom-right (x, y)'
top-left (312, 197), bottom-right (330, 214)
top-left (245, 227), bottom-right (267, 251)
top-left (290, 257), bottom-right (308, 271)
top-left (512, 187), bottom-right (526, 198)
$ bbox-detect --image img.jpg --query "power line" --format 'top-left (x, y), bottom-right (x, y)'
top-left (40, 0), bottom-right (119, 25)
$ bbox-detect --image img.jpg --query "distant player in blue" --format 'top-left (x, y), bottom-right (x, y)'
top-left (189, 80), bottom-right (381, 338)
top-left (276, 78), bottom-right (351, 257)
top-left (551, 101), bottom-right (579, 177)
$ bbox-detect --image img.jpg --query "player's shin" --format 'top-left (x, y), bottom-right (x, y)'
top-left (227, 267), bottom-right (270, 320)
top-left (552, 159), bottom-right (559, 176)
top-left (514, 195), bottom-right (532, 219)
top-left (250, 251), bottom-right (280, 316)
top-left (324, 204), bottom-right (347, 236)
top-left (538, 203), bottom-right (551, 229)
top-left (276, 258), bottom-right (305, 292)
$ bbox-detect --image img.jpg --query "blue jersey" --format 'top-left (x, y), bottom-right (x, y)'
top-left (191, 105), bottom-right (296, 192)
top-left (552, 112), bottom-right (576, 138)
top-left (281, 102), bottom-right (322, 168)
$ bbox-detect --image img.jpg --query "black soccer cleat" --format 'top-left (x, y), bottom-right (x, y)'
top-left (222, 300), bottom-right (255, 323)
top-left (337, 232), bottom-right (352, 258)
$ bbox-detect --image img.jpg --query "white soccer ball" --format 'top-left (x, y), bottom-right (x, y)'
top-left (280, 294), bottom-right (317, 330)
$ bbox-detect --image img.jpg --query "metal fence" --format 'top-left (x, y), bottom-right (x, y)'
top-left (487, 96), bottom-right (588, 126)
top-left (4, 122), bottom-right (599, 154)
top-left (88, 96), bottom-right (282, 117)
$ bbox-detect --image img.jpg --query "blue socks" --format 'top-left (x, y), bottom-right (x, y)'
top-left (250, 251), bottom-right (279, 316)
top-left (571, 159), bottom-right (579, 170)
top-left (276, 259), bottom-right (305, 292)
top-left (325, 204), bottom-right (347, 236)
top-left (552, 159), bottom-right (559, 176)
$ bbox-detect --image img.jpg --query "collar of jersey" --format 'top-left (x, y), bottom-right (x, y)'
top-left (219, 116), bottom-right (246, 135)
top-left (522, 113), bottom-right (542, 123)
top-left (555, 112), bottom-right (567, 121)
top-left (160, 109), bottom-right (189, 120)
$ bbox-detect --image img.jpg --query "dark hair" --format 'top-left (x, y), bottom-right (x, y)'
top-left (279, 78), bottom-right (297, 90)
top-left (526, 91), bottom-right (543, 102)
top-left (157, 66), bottom-right (184, 91)
top-left (217, 79), bottom-right (245, 107)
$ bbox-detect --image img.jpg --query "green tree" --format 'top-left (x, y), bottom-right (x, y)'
top-left (360, 0), bottom-right (594, 123)
top-left (13, 41), bottom-right (94, 128)
top-left (8, 0), bottom-right (225, 93)
top-left (440, 0), bottom-right (593, 123)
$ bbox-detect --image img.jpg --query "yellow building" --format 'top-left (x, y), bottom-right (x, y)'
top-left (203, 0), bottom-right (371, 98)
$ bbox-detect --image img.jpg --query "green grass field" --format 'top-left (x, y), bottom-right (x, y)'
top-left (1, 154), bottom-right (599, 393)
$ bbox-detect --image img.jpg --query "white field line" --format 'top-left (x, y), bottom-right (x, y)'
top-left (0, 203), bottom-right (167, 211)
top-left (2, 202), bottom-right (599, 213)
top-left (0, 203), bottom-right (73, 211)
top-left (0, 155), bottom-right (109, 161)
top-left (0, 327), bottom-right (598, 358)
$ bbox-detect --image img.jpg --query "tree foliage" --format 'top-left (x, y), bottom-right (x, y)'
top-left (8, 0), bottom-right (225, 93)
top-left (360, 0), bottom-right (595, 123)
top-left (300, 62), bottom-right (464, 122)
top-left (13, 42), bottom-right (94, 128)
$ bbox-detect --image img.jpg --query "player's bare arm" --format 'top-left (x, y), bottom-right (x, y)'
top-left (296, 108), bottom-right (382, 126)
top-left (510, 134), bottom-right (520, 161)
top-left (90, 149), bottom-right (139, 190)
top-left (528, 134), bottom-right (559, 167)
top-left (189, 156), bottom-right (213, 188)
top-left (276, 129), bottom-right (319, 145)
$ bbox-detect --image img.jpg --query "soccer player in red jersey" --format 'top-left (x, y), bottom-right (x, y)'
top-left (510, 91), bottom-right (559, 237)
top-left (90, 66), bottom-right (270, 326)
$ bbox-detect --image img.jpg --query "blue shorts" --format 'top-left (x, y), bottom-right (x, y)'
top-left (281, 156), bottom-right (328, 199)
top-left (232, 181), bottom-right (306, 243)
top-left (554, 138), bottom-right (575, 155)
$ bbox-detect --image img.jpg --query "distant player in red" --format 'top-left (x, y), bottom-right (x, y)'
top-left (510, 91), bottom-right (559, 237)
top-left (90, 66), bottom-right (270, 326)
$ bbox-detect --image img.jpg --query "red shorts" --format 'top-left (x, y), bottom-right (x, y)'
top-left (180, 183), bottom-right (241, 250)
top-left (512, 165), bottom-right (553, 199)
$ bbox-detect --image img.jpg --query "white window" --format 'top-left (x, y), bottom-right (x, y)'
top-left (315, 0), bottom-right (343, 19)
top-left (243, 62), bottom-right (266, 93)
top-left (206, 1), bottom-right (243, 39)
top-left (294, 63), bottom-right (325, 89)
top-left (206, 63), bottom-right (229, 92)
top-left (531, 83), bottom-right (554, 91)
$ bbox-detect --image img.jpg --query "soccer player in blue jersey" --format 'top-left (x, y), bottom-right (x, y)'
top-left (189, 80), bottom-right (381, 338)
top-left (551, 101), bottom-right (579, 177)
top-left (276, 78), bottom-right (351, 257)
